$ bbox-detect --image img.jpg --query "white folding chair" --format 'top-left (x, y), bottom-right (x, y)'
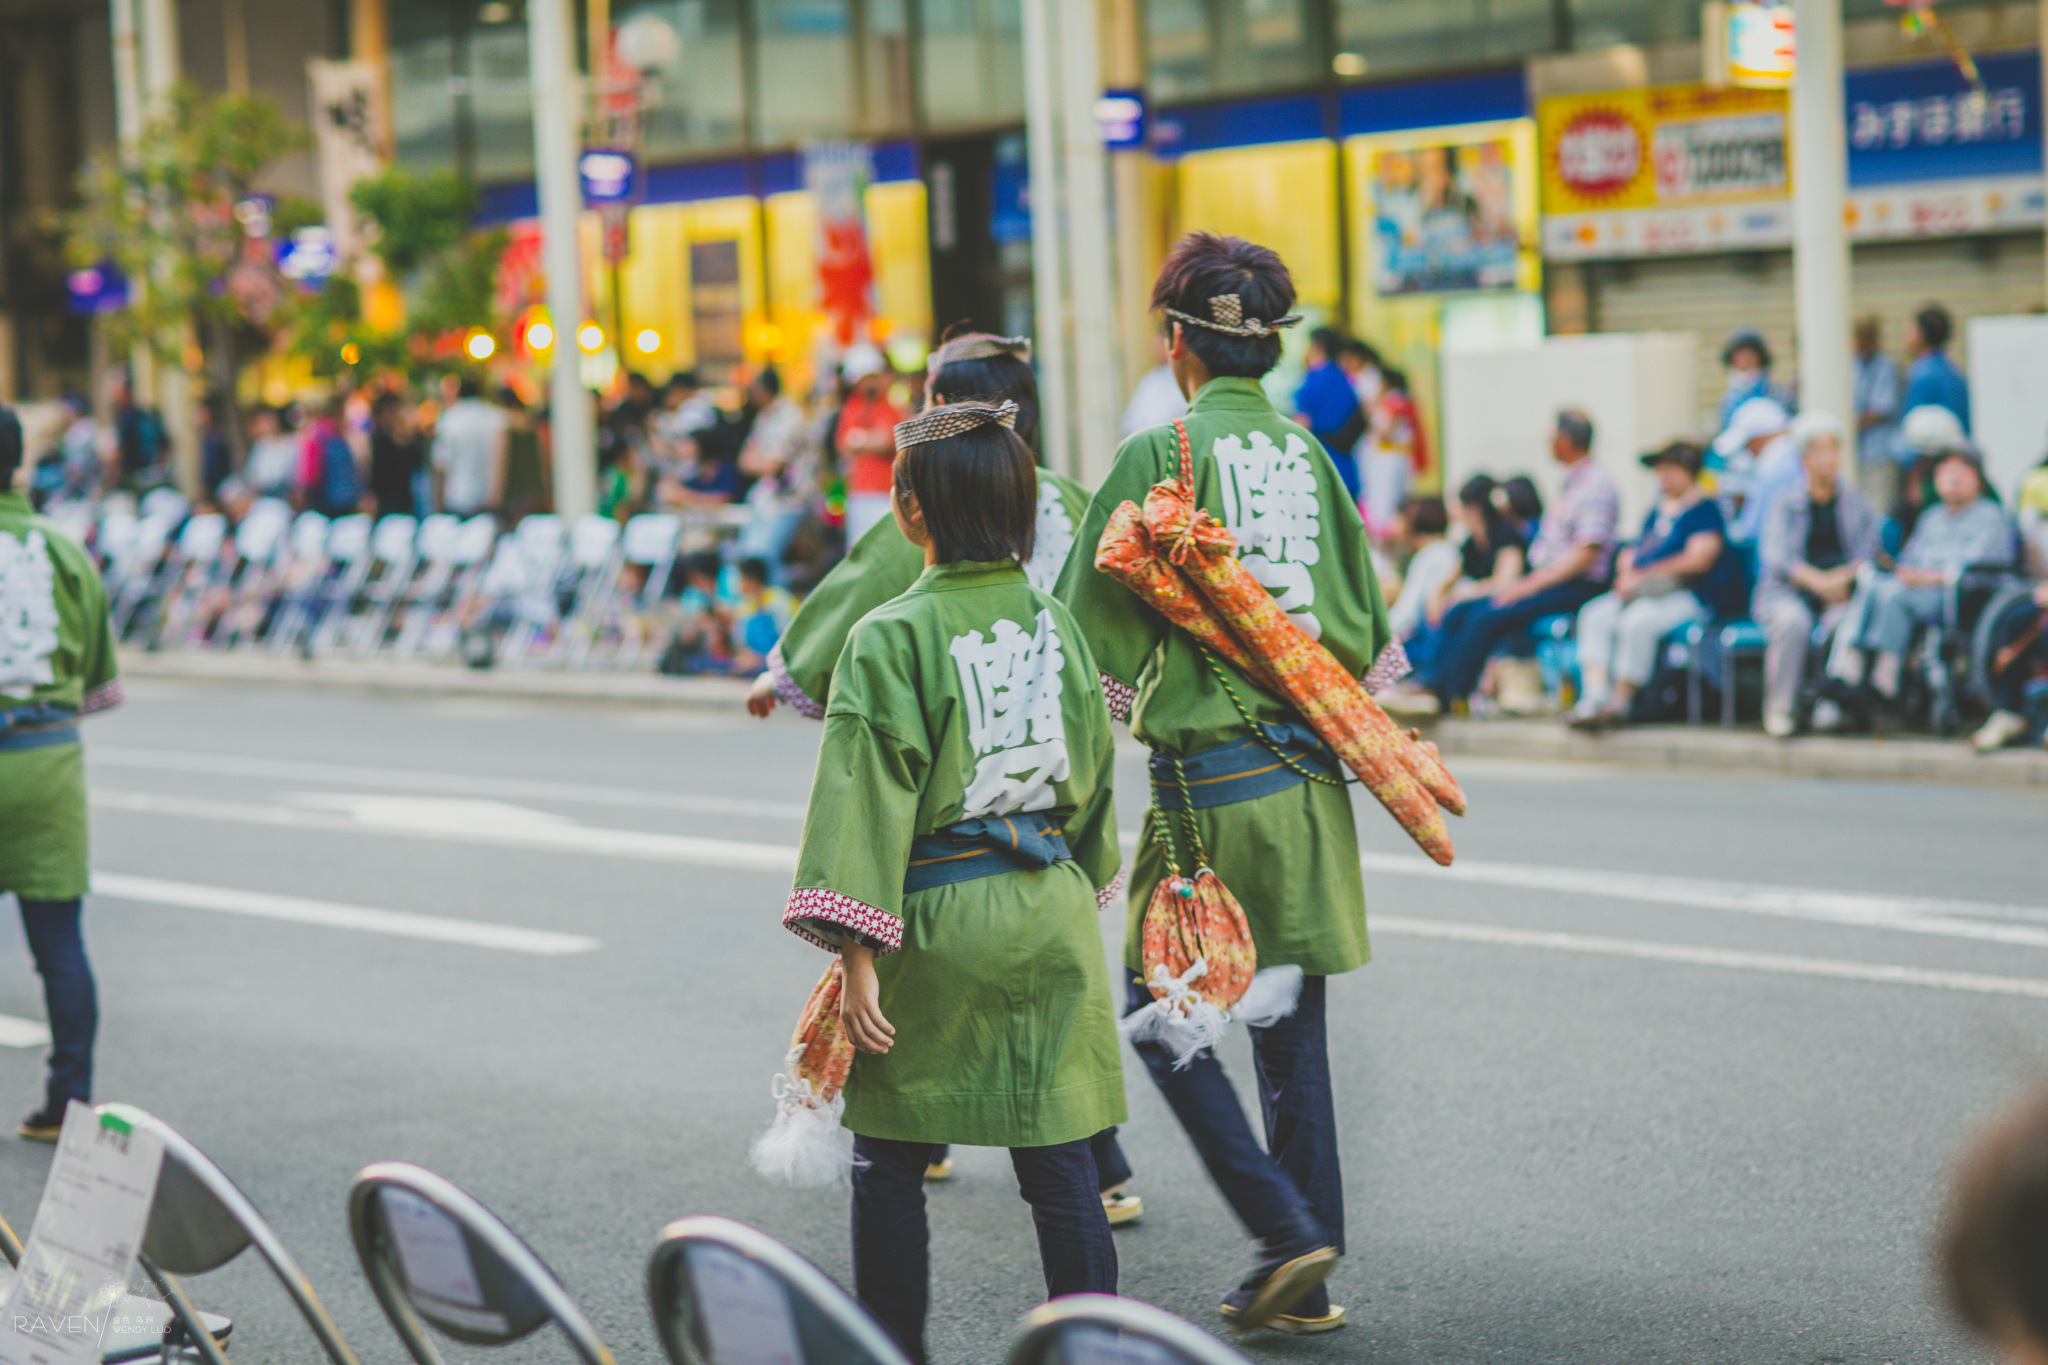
top-left (348, 1163), bottom-right (610, 1365)
top-left (305, 514), bottom-right (376, 657)
top-left (412, 515), bottom-right (503, 662)
top-left (387, 513), bottom-right (465, 660)
top-left (611, 513), bottom-right (682, 669)
top-left (498, 515), bottom-right (568, 667)
top-left (347, 514), bottom-right (422, 657)
top-left (109, 512), bottom-right (178, 640)
top-left (647, 1216), bottom-right (910, 1365)
top-left (216, 499), bottom-right (296, 648)
top-left (556, 514), bottom-right (624, 667)
top-left (154, 513), bottom-right (229, 648)
top-left (263, 511), bottom-right (334, 654)
top-left (1008, 1297), bottom-right (1253, 1365)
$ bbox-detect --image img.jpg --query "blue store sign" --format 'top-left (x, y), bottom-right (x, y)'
top-left (1846, 51), bottom-right (2041, 187)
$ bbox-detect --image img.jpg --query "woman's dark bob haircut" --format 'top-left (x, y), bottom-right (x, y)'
top-left (1151, 231), bottom-right (1296, 381)
top-left (1941, 1083), bottom-right (2048, 1351)
top-left (894, 415), bottom-right (1037, 566)
top-left (929, 351), bottom-right (1042, 457)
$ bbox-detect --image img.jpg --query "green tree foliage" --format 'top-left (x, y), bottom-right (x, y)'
top-left (349, 169), bottom-right (479, 278)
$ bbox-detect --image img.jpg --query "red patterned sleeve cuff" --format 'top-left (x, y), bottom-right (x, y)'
top-left (784, 887), bottom-right (903, 956)
top-left (81, 678), bottom-right (125, 716)
top-left (768, 643), bottom-right (825, 720)
top-left (1362, 639), bottom-right (1412, 695)
top-left (1095, 868), bottom-right (1127, 911)
top-left (1099, 671), bottom-right (1136, 723)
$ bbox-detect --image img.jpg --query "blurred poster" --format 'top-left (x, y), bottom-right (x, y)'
top-left (1371, 139), bottom-right (1520, 294)
top-left (306, 58), bottom-right (390, 265)
top-left (690, 239), bottom-right (746, 383)
top-left (802, 141), bottom-right (876, 347)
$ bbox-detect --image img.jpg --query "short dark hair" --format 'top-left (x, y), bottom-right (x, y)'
top-left (1308, 326), bottom-right (1345, 356)
top-left (738, 556), bottom-right (771, 584)
top-left (1381, 367), bottom-right (1410, 394)
top-left (1457, 474), bottom-right (1497, 509)
top-left (1402, 495), bottom-right (1448, 537)
top-left (666, 370), bottom-right (701, 392)
top-left (1942, 1084), bottom-right (2048, 1351)
top-left (0, 405), bottom-right (21, 486)
top-left (627, 371), bottom-right (654, 391)
top-left (1152, 232), bottom-right (1296, 380)
top-left (684, 550), bottom-right (723, 583)
top-left (457, 375), bottom-right (483, 399)
top-left (1338, 339), bottom-right (1382, 369)
top-left (1556, 408), bottom-right (1594, 453)
top-left (928, 356), bottom-right (1041, 456)
top-left (1917, 304), bottom-right (1954, 351)
top-left (894, 423), bottom-right (1037, 565)
top-left (752, 367), bottom-right (782, 398)
top-left (1499, 474), bottom-right (1544, 524)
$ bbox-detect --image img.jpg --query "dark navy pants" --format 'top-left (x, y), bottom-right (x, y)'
top-left (852, 1133), bottom-right (1115, 1363)
top-left (1428, 580), bottom-right (1603, 703)
top-left (16, 897), bottom-right (96, 1108)
top-left (1120, 974), bottom-right (1341, 1312)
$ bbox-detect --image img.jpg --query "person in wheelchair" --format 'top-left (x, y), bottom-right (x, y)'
top-left (1819, 447), bottom-right (2013, 728)
top-left (1754, 415), bottom-right (1879, 738)
top-left (1972, 578), bottom-right (2048, 752)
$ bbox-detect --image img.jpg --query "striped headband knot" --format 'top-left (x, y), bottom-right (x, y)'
top-left (1162, 292), bottom-right (1303, 338)
top-left (927, 333), bottom-right (1032, 373)
top-left (895, 400), bottom-right (1021, 448)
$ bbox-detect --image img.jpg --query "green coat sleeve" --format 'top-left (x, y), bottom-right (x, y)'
top-left (73, 549), bottom-right (120, 713)
top-left (1051, 429), bottom-right (1175, 714)
top-left (783, 619), bottom-right (929, 955)
top-left (769, 514), bottom-right (925, 717)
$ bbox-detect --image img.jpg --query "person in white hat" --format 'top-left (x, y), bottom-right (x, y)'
top-left (834, 343), bottom-right (902, 543)
top-left (1709, 396), bottom-right (1790, 535)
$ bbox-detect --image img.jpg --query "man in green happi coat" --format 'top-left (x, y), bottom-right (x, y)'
top-left (1055, 233), bottom-right (1408, 1336)
top-left (0, 405), bottom-right (119, 1141)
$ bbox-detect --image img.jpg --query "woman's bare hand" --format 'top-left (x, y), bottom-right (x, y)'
top-left (745, 671), bottom-right (780, 718)
top-left (839, 943), bottom-right (896, 1054)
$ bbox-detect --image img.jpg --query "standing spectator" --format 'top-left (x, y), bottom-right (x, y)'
top-left (297, 394), bottom-right (362, 519)
top-left (1852, 316), bottom-right (1904, 512)
top-left (1904, 303), bottom-right (1971, 433)
top-left (54, 397), bottom-right (99, 504)
top-left (499, 388), bottom-right (550, 523)
top-left (1292, 326), bottom-right (1364, 499)
top-left (1715, 328), bottom-right (1789, 437)
top-left (103, 369), bottom-right (166, 490)
top-left (368, 391), bottom-right (423, 518)
top-left (1753, 418), bottom-right (1880, 738)
top-left (1361, 367), bottom-right (1429, 539)
top-left (832, 343), bottom-right (902, 543)
top-left (244, 406), bottom-right (300, 501)
top-left (432, 375), bottom-right (509, 519)
top-left (1426, 409), bottom-right (1617, 709)
top-left (1120, 333), bottom-right (1188, 436)
top-left (1566, 441), bottom-right (1738, 730)
top-left (0, 405), bottom-right (118, 1140)
top-left (1821, 447), bottom-right (2012, 721)
top-left (197, 396), bottom-right (232, 498)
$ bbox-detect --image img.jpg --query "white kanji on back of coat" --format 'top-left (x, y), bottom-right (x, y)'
top-left (0, 529), bottom-right (60, 696)
top-left (1214, 429), bottom-right (1323, 638)
top-left (1025, 484), bottom-right (1075, 593)
top-left (950, 608), bottom-right (1071, 817)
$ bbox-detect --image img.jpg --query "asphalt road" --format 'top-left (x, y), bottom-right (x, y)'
top-left (2, 679), bottom-right (2042, 1365)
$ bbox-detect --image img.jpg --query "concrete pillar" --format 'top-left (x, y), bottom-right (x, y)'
top-left (1790, 0), bottom-right (1852, 430)
top-left (108, 0), bottom-right (156, 414)
top-left (1057, 0), bottom-right (1119, 485)
top-left (138, 0), bottom-right (199, 495)
top-left (1021, 0), bottom-right (1073, 477)
top-left (1105, 0), bottom-right (1158, 400)
top-left (529, 0), bottom-right (597, 521)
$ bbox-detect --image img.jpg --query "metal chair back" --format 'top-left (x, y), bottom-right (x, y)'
top-left (349, 1162), bottom-right (611, 1365)
top-left (647, 1216), bottom-right (910, 1365)
top-left (95, 1104), bottom-right (359, 1365)
top-left (1007, 1297), bottom-right (1252, 1365)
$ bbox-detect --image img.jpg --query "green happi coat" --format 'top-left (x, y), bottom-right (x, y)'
top-left (1053, 378), bottom-right (1400, 979)
top-left (0, 492), bottom-right (122, 900)
top-left (783, 560), bottom-right (1127, 1148)
top-left (769, 469), bottom-right (1091, 716)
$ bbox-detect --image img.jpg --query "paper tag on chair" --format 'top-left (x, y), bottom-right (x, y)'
top-left (0, 1103), bottom-right (164, 1365)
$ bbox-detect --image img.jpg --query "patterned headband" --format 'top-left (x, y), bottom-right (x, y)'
top-left (1161, 292), bottom-right (1303, 338)
top-left (927, 333), bottom-right (1032, 373)
top-left (895, 399), bottom-right (1021, 449)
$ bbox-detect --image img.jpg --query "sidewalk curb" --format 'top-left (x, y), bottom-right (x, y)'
top-left (120, 649), bottom-right (2048, 789)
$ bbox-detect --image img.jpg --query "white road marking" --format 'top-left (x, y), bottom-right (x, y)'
top-left (86, 746), bottom-right (810, 820)
top-left (90, 789), bottom-right (799, 872)
top-left (1357, 851), bottom-right (2048, 950)
top-left (0, 1015), bottom-right (53, 1049)
top-left (1374, 915), bottom-right (2048, 1001)
top-left (90, 873), bottom-right (600, 955)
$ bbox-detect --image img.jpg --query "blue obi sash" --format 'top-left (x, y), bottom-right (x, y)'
top-left (903, 811), bottom-right (1073, 894)
top-left (0, 702), bottom-right (79, 754)
top-left (1150, 721), bottom-right (1340, 811)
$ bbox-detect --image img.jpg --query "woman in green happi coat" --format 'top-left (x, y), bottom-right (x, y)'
top-left (779, 401), bottom-right (1125, 1365)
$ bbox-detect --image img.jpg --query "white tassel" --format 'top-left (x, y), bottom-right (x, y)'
top-left (1233, 965), bottom-right (1305, 1029)
top-left (749, 1072), bottom-right (858, 1187)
